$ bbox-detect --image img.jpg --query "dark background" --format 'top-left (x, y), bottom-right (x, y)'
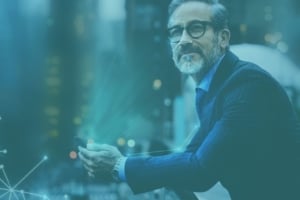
top-left (0, 0), bottom-right (299, 198)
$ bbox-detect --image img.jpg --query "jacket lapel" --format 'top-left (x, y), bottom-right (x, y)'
top-left (186, 51), bottom-right (240, 152)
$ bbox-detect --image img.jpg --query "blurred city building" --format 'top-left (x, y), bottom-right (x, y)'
top-left (0, 0), bottom-right (299, 199)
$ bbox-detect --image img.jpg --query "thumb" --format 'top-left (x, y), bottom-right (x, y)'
top-left (86, 143), bottom-right (103, 151)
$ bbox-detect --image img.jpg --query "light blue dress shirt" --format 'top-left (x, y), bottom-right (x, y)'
top-left (197, 54), bottom-right (224, 91)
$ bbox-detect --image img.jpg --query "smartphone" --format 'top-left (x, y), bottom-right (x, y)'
top-left (73, 136), bottom-right (87, 149)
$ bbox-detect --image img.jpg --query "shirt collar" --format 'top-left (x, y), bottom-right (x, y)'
top-left (197, 54), bottom-right (225, 92)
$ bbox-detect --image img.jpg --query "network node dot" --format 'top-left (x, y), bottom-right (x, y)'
top-left (0, 149), bottom-right (7, 154)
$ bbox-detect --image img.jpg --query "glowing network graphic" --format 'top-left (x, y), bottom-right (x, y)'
top-left (0, 149), bottom-right (49, 200)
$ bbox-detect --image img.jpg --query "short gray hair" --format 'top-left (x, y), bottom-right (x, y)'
top-left (168, 0), bottom-right (229, 31)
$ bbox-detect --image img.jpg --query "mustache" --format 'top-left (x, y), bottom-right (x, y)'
top-left (175, 43), bottom-right (203, 60)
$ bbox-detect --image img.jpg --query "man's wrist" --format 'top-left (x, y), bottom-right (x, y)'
top-left (111, 156), bottom-right (126, 182)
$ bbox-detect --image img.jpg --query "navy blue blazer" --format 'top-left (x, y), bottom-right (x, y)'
top-left (125, 51), bottom-right (300, 199)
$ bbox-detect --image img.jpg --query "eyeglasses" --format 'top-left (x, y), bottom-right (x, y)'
top-left (167, 20), bottom-right (213, 43)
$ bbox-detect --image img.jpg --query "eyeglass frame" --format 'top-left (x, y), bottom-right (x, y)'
top-left (167, 20), bottom-right (214, 43)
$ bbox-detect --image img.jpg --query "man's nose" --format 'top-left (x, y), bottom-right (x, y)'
top-left (178, 29), bottom-right (193, 44)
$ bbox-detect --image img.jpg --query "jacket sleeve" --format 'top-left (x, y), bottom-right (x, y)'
top-left (124, 74), bottom-right (292, 194)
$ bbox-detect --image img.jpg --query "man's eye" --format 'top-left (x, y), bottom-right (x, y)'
top-left (169, 28), bottom-right (182, 37)
top-left (190, 24), bottom-right (204, 33)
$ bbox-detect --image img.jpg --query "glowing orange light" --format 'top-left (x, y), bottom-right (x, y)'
top-left (69, 151), bottom-right (77, 159)
top-left (87, 139), bottom-right (94, 144)
top-left (117, 138), bottom-right (126, 146)
top-left (73, 117), bottom-right (82, 125)
top-left (153, 79), bottom-right (162, 90)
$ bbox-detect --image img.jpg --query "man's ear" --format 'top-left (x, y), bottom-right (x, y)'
top-left (218, 29), bottom-right (230, 49)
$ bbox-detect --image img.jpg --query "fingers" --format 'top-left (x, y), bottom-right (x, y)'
top-left (77, 143), bottom-right (123, 181)
top-left (79, 146), bottom-right (111, 160)
top-left (88, 171), bottom-right (95, 178)
top-left (78, 146), bottom-right (114, 170)
top-left (78, 148), bottom-right (106, 165)
top-left (86, 143), bottom-right (103, 151)
top-left (78, 147), bottom-right (94, 165)
top-left (78, 146), bottom-right (89, 157)
top-left (87, 143), bottom-right (116, 152)
top-left (78, 150), bottom-right (108, 178)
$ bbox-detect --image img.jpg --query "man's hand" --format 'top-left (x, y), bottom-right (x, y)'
top-left (78, 143), bottom-right (123, 181)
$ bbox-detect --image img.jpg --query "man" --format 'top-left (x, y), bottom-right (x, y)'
top-left (78, 0), bottom-right (300, 199)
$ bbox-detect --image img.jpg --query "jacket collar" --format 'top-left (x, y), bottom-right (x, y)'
top-left (208, 51), bottom-right (240, 95)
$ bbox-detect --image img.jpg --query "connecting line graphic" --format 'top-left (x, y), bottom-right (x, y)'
top-left (126, 125), bottom-right (200, 157)
top-left (0, 150), bottom-right (49, 200)
top-left (82, 125), bottom-right (200, 157)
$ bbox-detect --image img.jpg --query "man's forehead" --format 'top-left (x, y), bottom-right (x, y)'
top-left (168, 2), bottom-right (212, 27)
